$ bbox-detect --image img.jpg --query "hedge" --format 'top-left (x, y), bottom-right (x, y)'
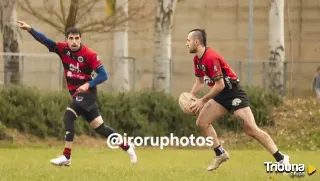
top-left (0, 85), bottom-right (283, 140)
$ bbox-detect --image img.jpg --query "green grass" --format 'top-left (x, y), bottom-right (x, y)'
top-left (0, 146), bottom-right (318, 181)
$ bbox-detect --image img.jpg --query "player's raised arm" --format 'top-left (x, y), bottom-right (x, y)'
top-left (16, 21), bottom-right (57, 52)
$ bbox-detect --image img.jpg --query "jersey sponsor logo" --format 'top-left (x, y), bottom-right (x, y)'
top-left (69, 63), bottom-right (81, 73)
top-left (203, 75), bottom-right (214, 85)
top-left (196, 63), bottom-right (207, 72)
top-left (67, 71), bottom-right (72, 77)
top-left (66, 71), bottom-right (86, 79)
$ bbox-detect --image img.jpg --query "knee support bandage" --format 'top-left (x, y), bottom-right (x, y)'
top-left (63, 109), bottom-right (77, 141)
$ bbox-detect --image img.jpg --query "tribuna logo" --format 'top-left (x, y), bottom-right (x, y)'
top-left (264, 162), bottom-right (305, 177)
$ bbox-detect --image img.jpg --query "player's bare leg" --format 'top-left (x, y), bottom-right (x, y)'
top-left (233, 107), bottom-right (290, 164)
top-left (90, 116), bottom-right (137, 164)
top-left (196, 99), bottom-right (230, 171)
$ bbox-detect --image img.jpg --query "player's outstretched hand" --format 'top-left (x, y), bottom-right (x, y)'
top-left (16, 21), bottom-right (31, 31)
top-left (190, 98), bottom-right (204, 115)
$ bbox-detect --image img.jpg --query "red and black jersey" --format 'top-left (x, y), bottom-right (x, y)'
top-left (54, 42), bottom-right (102, 96)
top-left (193, 47), bottom-right (238, 87)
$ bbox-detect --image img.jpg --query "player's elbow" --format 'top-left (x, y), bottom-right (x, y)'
top-left (104, 72), bottom-right (108, 81)
top-left (197, 77), bottom-right (204, 85)
top-left (216, 78), bottom-right (225, 91)
top-left (218, 83), bottom-right (225, 92)
top-left (101, 70), bottom-right (108, 82)
top-left (98, 66), bottom-right (108, 81)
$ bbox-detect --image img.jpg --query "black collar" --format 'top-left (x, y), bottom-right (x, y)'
top-left (197, 47), bottom-right (207, 60)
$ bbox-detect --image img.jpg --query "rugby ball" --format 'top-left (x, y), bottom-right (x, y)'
top-left (178, 92), bottom-right (196, 115)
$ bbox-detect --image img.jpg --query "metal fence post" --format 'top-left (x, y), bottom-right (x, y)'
top-left (133, 57), bottom-right (136, 91)
top-left (21, 55), bottom-right (24, 85)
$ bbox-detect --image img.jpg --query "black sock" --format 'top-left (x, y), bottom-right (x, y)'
top-left (273, 150), bottom-right (284, 162)
top-left (213, 145), bottom-right (225, 156)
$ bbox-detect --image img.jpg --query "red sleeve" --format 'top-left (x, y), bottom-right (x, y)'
top-left (193, 57), bottom-right (204, 77)
top-left (87, 52), bottom-right (102, 70)
top-left (206, 55), bottom-right (223, 81)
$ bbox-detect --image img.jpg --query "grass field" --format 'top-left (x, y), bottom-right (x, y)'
top-left (0, 146), bottom-right (318, 181)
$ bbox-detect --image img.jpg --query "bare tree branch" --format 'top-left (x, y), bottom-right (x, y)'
top-left (17, 0), bottom-right (64, 33)
top-left (0, 0), bottom-right (3, 31)
top-left (79, 0), bottom-right (153, 34)
top-left (75, 0), bottom-right (99, 25)
top-left (17, 0), bottom-right (153, 35)
top-left (43, 0), bottom-right (64, 25)
top-left (59, 0), bottom-right (66, 24)
top-left (78, 0), bottom-right (94, 10)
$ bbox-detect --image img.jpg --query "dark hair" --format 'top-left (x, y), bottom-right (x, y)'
top-left (317, 66), bottom-right (320, 71)
top-left (65, 27), bottom-right (81, 38)
top-left (189, 29), bottom-right (207, 46)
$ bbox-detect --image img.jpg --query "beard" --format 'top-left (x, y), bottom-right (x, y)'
top-left (70, 45), bottom-right (80, 51)
top-left (189, 48), bottom-right (197, 53)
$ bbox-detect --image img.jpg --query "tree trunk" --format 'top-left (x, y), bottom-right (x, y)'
top-left (59, 0), bottom-right (79, 89)
top-left (113, 0), bottom-right (130, 92)
top-left (268, 0), bottom-right (285, 95)
top-left (65, 0), bottom-right (78, 31)
top-left (0, 0), bottom-right (21, 85)
top-left (152, 0), bottom-right (177, 93)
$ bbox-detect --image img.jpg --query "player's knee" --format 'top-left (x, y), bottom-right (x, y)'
top-left (89, 116), bottom-right (103, 128)
top-left (203, 101), bottom-right (213, 108)
top-left (95, 123), bottom-right (116, 138)
top-left (63, 109), bottom-right (77, 141)
top-left (244, 126), bottom-right (260, 138)
top-left (196, 119), bottom-right (208, 129)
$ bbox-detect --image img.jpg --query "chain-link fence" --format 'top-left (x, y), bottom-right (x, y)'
top-left (0, 52), bottom-right (318, 98)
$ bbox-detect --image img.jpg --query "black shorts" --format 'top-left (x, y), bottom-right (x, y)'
top-left (212, 77), bottom-right (249, 113)
top-left (68, 92), bottom-right (101, 123)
